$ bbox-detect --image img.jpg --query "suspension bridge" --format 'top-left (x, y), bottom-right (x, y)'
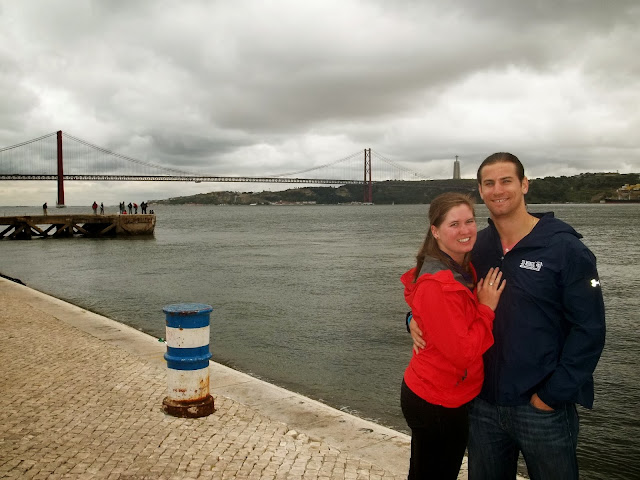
top-left (0, 131), bottom-right (436, 207)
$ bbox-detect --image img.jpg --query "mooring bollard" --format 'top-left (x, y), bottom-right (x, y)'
top-left (162, 303), bottom-right (215, 418)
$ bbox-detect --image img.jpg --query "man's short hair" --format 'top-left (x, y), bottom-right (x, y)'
top-left (477, 152), bottom-right (525, 183)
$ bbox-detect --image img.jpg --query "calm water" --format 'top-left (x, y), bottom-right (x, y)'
top-left (1, 203), bottom-right (638, 479)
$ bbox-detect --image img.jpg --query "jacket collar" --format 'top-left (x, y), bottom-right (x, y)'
top-left (418, 257), bottom-right (476, 290)
top-left (486, 211), bottom-right (581, 250)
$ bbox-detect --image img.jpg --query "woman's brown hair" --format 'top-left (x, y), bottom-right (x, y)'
top-left (414, 192), bottom-right (476, 281)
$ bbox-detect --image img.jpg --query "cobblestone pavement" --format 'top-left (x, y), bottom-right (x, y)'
top-left (0, 279), bottom-right (402, 479)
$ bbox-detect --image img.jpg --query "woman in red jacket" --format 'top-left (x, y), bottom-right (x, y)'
top-left (401, 192), bottom-right (505, 479)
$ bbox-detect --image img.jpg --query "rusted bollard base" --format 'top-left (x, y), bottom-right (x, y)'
top-left (162, 395), bottom-right (215, 418)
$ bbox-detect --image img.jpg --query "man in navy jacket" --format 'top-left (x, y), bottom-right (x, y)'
top-left (409, 153), bottom-right (605, 479)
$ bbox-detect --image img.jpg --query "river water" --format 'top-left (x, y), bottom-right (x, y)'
top-left (1, 203), bottom-right (638, 479)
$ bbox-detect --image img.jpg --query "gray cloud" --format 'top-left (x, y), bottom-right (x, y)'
top-left (0, 0), bottom-right (638, 205)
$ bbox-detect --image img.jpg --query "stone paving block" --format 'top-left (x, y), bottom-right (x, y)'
top-left (0, 280), bottom-right (411, 480)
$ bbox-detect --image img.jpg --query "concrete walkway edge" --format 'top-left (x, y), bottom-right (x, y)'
top-left (1, 277), bottom-right (414, 479)
top-left (1, 277), bottom-right (527, 479)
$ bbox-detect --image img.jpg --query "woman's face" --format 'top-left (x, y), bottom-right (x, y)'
top-left (431, 204), bottom-right (477, 263)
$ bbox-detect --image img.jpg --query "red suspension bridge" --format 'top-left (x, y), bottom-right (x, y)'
top-left (0, 131), bottom-right (434, 206)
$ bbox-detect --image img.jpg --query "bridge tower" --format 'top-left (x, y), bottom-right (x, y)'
top-left (363, 148), bottom-right (372, 203)
top-left (56, 131), bottom-right (65, 207)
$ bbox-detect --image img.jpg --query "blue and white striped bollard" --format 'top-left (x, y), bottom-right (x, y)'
top-left (162, 303), bottom-right (215, 418)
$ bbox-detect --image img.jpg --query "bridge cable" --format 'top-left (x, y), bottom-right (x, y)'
top-left (63, 132), bottom-right (200, 177)
top-left (271, 150), bottom-right (363, 177)
top-left (372, 150), bottom-right (431, 180)
top-left (0, 132), bottom-right (58, 153)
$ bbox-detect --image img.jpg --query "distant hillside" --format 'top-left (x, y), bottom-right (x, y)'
top-left (150, 172), bottom-right (639, 205)
top-left (527, 172), bottom-right (639, 203)
top-left (151, 180), bottom-right (478, 205)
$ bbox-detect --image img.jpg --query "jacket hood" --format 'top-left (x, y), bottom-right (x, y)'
top-left (401, 258), bottom-right (475, 307)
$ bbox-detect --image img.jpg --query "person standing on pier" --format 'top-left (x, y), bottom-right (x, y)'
top-left (133, 203), bottom-right (138, 214)
top-left (92, 201), bottom-right (98, 214)
top-left (408, 153), bottom-right (606, 479)
top-left (42, 202), bottom-right (47, 215)
top-left (401, 192), bottom-right (505, 480)
top-left (128, 202), bottom-right (132, 214)
top-left (100, 203), bottom-right (104, 215)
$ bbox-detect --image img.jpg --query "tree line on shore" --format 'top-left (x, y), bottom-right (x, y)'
top-left (152, 172), bottom-right (639, 206)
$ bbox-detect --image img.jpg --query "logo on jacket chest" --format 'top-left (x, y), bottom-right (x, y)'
top-left (519, 259), bottom-right (543, 271)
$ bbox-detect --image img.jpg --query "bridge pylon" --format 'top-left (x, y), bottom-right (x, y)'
top-left (363, 148), bottom-right (372, 203)
top-left (56, 131), bottom-right (65, 207)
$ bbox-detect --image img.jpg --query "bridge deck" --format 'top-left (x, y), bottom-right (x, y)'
top-left (0, 214), bottom-right (155, 240)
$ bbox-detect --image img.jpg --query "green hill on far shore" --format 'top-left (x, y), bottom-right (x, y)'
top-left (151, 172), bottom-right (639, 206)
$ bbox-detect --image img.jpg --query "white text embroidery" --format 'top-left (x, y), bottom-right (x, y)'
top-left (519, 260), bottom-right (543, 271)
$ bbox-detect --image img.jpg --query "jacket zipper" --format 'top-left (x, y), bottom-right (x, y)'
top-left (494, 227), bottom-right (505, 400)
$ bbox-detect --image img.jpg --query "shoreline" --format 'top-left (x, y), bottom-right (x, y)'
top-left (0, 271), bottom-right (25, 284)
top-left (0, 275), bottom-right (530, 479)
top-left (0, 276), bottom-right (414, 478)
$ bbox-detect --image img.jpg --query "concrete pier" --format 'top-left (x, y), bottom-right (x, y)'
top-left (0, 277), bottom-right (524, 479)
top-left (0, 277), bottom-right (407, 479)
top-left (0, 213), bottom-right (155, 239)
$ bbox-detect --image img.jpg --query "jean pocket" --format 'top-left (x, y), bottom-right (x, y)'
top-left (527, 401), bottom-right (557, 414)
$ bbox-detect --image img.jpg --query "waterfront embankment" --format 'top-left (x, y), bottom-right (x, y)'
top-left (0, 213), bottom-right (155, 239)
top-left (0, 276), bottom-right (414, 479)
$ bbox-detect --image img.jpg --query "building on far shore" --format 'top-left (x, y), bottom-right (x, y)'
top-left (615, 184), bottom-right (640, 199)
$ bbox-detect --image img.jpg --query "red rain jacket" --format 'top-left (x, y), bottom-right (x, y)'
top-left (402, 260), bottom-right (495, 408)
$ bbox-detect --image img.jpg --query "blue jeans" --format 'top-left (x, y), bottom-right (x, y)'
top-left (468, 396), bottom-right (579, 480)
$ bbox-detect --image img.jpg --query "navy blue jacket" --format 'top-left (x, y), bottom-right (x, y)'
top-left (472, 213), bottom-right (606, 408)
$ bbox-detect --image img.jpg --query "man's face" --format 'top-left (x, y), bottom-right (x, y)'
top-left (478, 162), bottom-right (529, 218)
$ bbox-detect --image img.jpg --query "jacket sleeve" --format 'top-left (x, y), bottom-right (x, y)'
top-left (412, 278), bottom-right (495, 371)
top-left (537, 241), bottom-right (606, 408)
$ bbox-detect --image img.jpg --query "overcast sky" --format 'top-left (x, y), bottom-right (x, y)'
top-left (1, 0), bottom-right (639, 206)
